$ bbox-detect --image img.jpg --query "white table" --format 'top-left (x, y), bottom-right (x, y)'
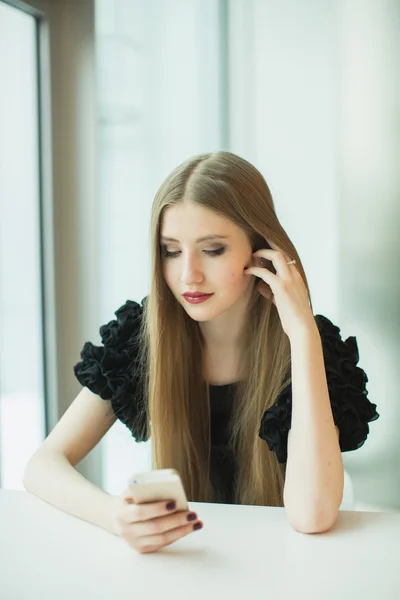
top-left (0, 490), bottom-right (399, 599)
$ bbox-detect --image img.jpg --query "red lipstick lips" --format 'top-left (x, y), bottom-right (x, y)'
top-left (183, 292), bottom-right (214, 304)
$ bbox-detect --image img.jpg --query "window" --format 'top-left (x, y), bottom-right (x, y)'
top-left (0, 1), bottom-right (46, 489)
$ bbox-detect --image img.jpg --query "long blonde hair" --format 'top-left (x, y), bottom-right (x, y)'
top-left (138, 151), bottom-right (312, 506)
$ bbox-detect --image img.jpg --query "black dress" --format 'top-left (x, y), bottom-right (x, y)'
top-left (73, 299), bottom-right (379, 504)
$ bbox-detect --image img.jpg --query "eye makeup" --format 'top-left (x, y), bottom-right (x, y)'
top-left (161, 246), bottom-right (226, 259)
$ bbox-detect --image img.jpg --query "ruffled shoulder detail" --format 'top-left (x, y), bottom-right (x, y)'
top-left (259, 315), bottom-right (379, 463)
top-left (73, 298), bottom-right (149, 442)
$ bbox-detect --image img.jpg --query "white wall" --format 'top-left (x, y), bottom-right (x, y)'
top-left (337, 0), bottom-right (400, 511)
top-left (229, 0), bottom-right (399, 510)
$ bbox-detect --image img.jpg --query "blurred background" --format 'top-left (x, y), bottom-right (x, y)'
top-left (0, 0), bottom-right (398, 511)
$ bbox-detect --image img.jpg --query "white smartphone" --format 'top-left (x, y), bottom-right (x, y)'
top-left (127, 468), bottom-right (189, 511)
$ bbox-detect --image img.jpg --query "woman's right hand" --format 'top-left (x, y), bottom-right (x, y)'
top-left (110, 492), bottom-right (203, 554)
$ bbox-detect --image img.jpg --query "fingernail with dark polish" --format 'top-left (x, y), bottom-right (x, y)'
top-left (187, 512), bottom-right (197, 522)
top-left (193, 522), bottom-right (203, 531)
top-left (166, 501), bottom-right (176, 510)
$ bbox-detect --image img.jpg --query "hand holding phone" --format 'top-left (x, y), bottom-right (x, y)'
top-left (110, 469), bottom-right (203, 554)
top-left (128, 468), bottom-right (188, 510)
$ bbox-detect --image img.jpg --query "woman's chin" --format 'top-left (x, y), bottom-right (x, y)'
top-left (184, 305), bottom-right (216, 322)
top-left (181, 298), bottom-right (222, 322)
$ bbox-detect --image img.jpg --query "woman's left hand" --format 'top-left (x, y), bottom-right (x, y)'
top-left (244, 247), bottom-right (317, 340)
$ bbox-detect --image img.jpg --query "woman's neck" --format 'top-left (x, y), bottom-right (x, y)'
top-left (200, 291), bottom-right (252, 384)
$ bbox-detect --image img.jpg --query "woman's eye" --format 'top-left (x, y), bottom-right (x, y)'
top-left (205, 247), bottom-right (225, 256)
top-left (162, 248), bottom-right (180, 258)
top-left (161, 246), bottom-right (226, 258)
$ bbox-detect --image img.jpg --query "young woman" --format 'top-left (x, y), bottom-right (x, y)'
top-left (24, 151), bottom-right (379, 554)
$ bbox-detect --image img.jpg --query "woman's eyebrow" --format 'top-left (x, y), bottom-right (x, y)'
top-left (160, 235), bottom-right (229, 243)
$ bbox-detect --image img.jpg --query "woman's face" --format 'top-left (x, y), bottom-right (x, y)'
top-left (160, 202), bottom-right (254, 322)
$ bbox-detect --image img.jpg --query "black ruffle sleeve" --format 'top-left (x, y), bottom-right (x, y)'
top-left (73, 299), bottom-right (149, 442)
top-left (259, 315), bottom-right (379, 464)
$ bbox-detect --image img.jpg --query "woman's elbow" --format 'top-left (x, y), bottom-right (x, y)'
top-left (286, 506), bottom-right (340, 534)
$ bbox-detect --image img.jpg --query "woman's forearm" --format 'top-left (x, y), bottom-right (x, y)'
top-left (23, 449), bottom-right (118, 534)
top-left (283, 326), bottom-right (344, 533)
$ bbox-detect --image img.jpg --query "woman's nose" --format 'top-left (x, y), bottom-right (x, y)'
top-left (180, 256), bottom-right (204, 285)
